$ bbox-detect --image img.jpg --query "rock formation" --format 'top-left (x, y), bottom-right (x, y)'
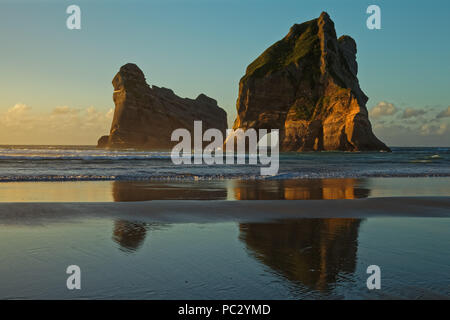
top-left (98, 63), bottom-right (227, 149)
top-left (232, 12), bottom-right (390, 151)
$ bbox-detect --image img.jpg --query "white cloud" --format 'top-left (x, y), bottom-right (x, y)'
top-left (369, 101), bottom-right (398, 119)
top-left (0, 104), bottom-right (114, 145)
top-left (372, 118), bottom-right (450, 147)
top-left (436, 106), bottom-right (450, 119)
top-left (369, 102), bottom-right (450, 146)
top-left (420, 123), bottom-right (437, 136)
top-left (421, 123), bottom-right (449, 136)
top-left (51, 105), bottom-right (78, 115)
top-left (106, 108), bottom-right (114, 119)
top-left (401, 107), bottom-right (427, 119)
top-left (437, 123), bottom-right (448, 135)
top-left (8, 103), bottom-right (31, 114)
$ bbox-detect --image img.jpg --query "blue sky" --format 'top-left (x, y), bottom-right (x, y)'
top-left (0, 0), bottom-right (449, 145)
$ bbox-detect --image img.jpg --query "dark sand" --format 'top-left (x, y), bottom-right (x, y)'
top-left (0, 197), bottom-right (449, 225)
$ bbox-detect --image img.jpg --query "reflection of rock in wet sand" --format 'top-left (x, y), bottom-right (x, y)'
top-left (112, 181), bottom-right (227, 201)
top-left (233, 178), bottom-right (370, 200)
top-left (112, 220), bottom-right (149, 252)
top-left (239, 218), bottom-right (362, 292)
top-left (112, 220), bottom-right (169, 252)
top-left (112, 179), bottom-right (370, 201)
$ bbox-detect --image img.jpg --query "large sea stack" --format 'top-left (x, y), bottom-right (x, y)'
top-left (98, 63), bottom-right (227, 149)
top-left (232, 12), bottom-right (390, 151)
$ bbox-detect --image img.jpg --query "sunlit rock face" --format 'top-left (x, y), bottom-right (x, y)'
top-left (232, 12), bottom-right (389, 152)
top-left (98, 63), bottom-right (227, 149)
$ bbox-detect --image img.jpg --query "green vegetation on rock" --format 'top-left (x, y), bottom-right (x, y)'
top-left (293, 104), bottom-right (314, 120)
top-left (243, 18), bottom-right (321, 82)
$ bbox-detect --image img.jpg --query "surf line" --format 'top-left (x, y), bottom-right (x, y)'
top-left (170, 120), bottom-right (279, 176)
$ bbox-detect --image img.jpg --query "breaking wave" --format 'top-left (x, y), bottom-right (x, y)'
top-left (0, 146), bottom-right (449, 182)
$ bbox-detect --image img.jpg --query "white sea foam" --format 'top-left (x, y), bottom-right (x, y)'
top-left (0, 146), bottom-right (449, 182)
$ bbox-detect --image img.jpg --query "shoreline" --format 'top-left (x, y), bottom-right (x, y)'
top-left (1, 177), bottom-right (450, 202)
top-left (0, 197), bottom-right (449, 225)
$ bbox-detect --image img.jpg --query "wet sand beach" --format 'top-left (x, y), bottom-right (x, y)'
top-left (0, 177), bottom-right (449, 202)
top-left (0, 197), bottom-right (449, 226)
top-left (0, 177), bottom-right (448, 299)
top-left (0, 205), bottom-right (448, 299)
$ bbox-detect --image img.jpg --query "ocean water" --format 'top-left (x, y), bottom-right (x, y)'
top-left (0, 145), bottom-right (449, 182)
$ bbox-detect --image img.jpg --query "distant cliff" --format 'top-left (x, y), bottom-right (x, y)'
top-left (98, 63), bottom-right (227, 149)
top-left (232, 12), bottom-right (390, 152)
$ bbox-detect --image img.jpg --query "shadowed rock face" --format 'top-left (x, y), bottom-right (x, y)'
top-left (112, 220), bottom-right (170, 253)
top-left (112, 220), bottom-right (148, 252)
top-left (239, 218), bottom-right (362, 292)
top-left (232, 12), bottom-right (390, 152)
top-left (98, 63), bottom-right (227, 149)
